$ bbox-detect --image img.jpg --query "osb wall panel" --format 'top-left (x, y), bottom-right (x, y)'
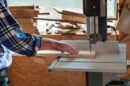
top-left (120, 35), bottom-right (130, 80)
top-left (8, 56), bottom-right (86, 86)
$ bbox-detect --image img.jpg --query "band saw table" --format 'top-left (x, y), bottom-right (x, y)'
top-left (12, 40), bottom-right (127, 86)
top-left (48, 40), bottom-right (127, 86)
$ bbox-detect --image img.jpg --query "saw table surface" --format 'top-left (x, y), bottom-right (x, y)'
top-left (48, 40), bottom-right (127, 73)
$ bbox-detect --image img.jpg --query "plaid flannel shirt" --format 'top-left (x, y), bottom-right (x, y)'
top-left (0, 0), bottom-right (42, 69)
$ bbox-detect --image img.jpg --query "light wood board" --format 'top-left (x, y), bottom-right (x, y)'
top-left (38, 50), bottom-right (95, 58)
top-left (13, 50), bottom-right (96, 58)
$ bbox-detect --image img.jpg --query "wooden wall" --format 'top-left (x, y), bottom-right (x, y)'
top-left (8, 56), bottom-right (86, 86)
top-left (118, 0), bottom-right (130, 80)
top-left (9, 6), bottom-right (39, 34)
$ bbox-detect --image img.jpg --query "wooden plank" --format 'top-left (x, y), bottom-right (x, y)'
top-left (11, 11), bottom-right (39, 18)
top-left (38, 50), bottom-right (95, 58)
top-left (15, 18), bottom-right (33, 24)
top-left (54, 8), bottom-right (86, 24)
top-left (62, 14), bottom-right (86, 24)
top-left (59, 44), bottom-right (126, 63)
top-left (38, 12), bottom-right (50, 15)
top-left (13, 50), bottom-right (96, 58)
top-left (9, 6), bottom-right (35, 11)
top-left (54, 8), bottom-right (85, 18)
top-left (33, 17), bottom-right (86, 24)
top-left (41, 35), bottom-right (87, 40)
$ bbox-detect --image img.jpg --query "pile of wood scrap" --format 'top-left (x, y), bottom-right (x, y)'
top-left (9, 6), bottom-right (50, 34)
top-left (55, 23), bottom-right (86, 35)
top-left (33, 8), bottom-right (87, 35)
top-left (44, 22), bottom-right (86, 35)
top-left (47, 9), bottom-right (87, 35)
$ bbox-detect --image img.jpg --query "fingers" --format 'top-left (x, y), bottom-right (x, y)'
top-left (64, 45), bottom-right (79, 55)
top-left (57, 43), bottom-right (79, 55)
top-left (50, 40), bottom-right (79, 55)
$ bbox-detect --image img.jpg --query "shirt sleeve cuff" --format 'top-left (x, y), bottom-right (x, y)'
top-left (28, 35), bottom-right (42, 56)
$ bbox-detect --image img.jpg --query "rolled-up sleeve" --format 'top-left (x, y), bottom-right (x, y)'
top-left (0, 1), bottom-right (42, 56)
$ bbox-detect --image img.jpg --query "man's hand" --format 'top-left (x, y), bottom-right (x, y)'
top-left (40, 38), bottom-right (79, 55)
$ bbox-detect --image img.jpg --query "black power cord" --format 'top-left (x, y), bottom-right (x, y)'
top-left (107, 25), bottom-right (119, 41)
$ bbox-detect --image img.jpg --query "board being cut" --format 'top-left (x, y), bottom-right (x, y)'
top-left (37, 50), bottom-right (96, 58)
top-left (13, 50), bottom-right (96, 58)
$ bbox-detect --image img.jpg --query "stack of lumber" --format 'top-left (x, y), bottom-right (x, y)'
top-left (55, 23), bottom-right (85, 35)
top-left (9, 6), bottom-right (39, 34)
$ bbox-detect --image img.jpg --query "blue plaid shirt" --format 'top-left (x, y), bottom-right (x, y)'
top-left (0, 0), bottom-right (42, 69)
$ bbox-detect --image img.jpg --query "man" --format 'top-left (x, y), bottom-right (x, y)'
top-left (0, 0), bottom-right (79, 86)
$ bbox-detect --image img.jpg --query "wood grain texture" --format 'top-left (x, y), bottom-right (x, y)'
top-left (9, 6), bottom-right (35, 11)
top-left (11, 11), bottom-right (39, 18)
top-left (120, 35), bottom-right (130, 80)
top-left (13, 50), bottom-right (96, 58)
top-left (54, 8), bottom-right (86, 18)
top-left (33, 17), bottom-right (85, 24)
top-left (8, 56), bottom-right (86, 86)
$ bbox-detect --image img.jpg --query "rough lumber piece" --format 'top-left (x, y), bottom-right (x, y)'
top-left (39, 50), bottom-right (95, 58)
top-left (9, 6), bottom-right (35, 11)
top-left (11, 11), bottom-right (39, 18)
top-left (38, 12), bottom-right (50, 15)
top-left (62, 14), bottom-right (86, 24)
top-left (56, 29), bottom-right (82, 35)
top-left (46, 24), bottom-right (55, 32)
top-left (13, 50), bottom-right (96, 58)
top-left (54, 8), bottom-right (86, 24)
top-left (33, 17), bottom-right (85, 24)
top-left (54, 8), bottom-right (85, 18)
top-left (15, 18), bottom-right (33, 24)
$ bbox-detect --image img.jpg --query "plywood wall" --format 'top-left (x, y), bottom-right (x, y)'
top-left (8, 56), bottom-right (86, 86)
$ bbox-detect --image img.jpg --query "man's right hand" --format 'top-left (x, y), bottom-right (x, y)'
top-left (40, 38), bottom-right (79, 55)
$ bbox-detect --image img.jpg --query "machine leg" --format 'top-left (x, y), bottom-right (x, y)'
top-left (88, 72), bottom-right (103, 86)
